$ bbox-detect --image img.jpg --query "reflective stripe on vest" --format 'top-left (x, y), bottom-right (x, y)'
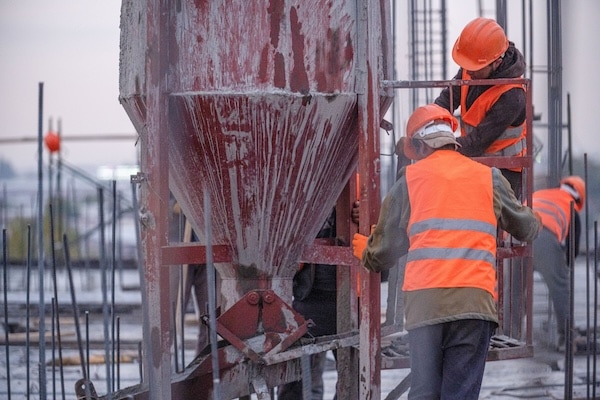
top-left (533, 188), bottom-right (574, 244)
top-left (403, 151), bottom-right (498, 298)
top-left (460, 70), bottom-right (527, 167)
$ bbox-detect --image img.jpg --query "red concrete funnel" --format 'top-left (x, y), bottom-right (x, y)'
top-left (119, 0), bottom-right (392, 304)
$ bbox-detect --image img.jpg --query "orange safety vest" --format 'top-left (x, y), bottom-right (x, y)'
top-left (460, 70), bottom-right (527, 171)
top-left (533, 188), bottom-right (575, 244)
top-left (403, 151), bottom-right (498, 298)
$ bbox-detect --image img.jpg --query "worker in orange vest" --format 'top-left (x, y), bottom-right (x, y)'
top-left (435, 17), bottom-right (527, 196)
top-left (532, 175), bottom-right (586, 352)
top-left (352, 104), bottom-right (541, 399)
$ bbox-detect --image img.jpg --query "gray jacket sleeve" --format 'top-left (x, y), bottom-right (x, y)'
top-left (362, 172), bottom-right (411, 273)
top-left (492, 167), bottom-right (541, 242)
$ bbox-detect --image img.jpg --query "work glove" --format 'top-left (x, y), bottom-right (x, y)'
top-left (352, 233), bottom-right (368, 260)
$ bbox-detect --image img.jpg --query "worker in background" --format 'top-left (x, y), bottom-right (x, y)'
top-left (278, 209), bottom-right (338, 400)
top-left (532, 175), bottom-right (586, 352)
top-left (435, 17), bottom-right (527, 196)
top-left (352, 104), bottom-right (541, 399)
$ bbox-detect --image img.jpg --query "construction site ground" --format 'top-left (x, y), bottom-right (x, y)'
top-left (1, 257), bottom-right (599, 399)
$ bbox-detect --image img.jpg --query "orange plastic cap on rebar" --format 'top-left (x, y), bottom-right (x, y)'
top-left (44, 131), bottom-right (60, 153)
top-left (452, 17), bottom-right (509, 71)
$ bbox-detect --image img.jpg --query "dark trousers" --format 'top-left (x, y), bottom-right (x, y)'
top-left (278, 290), bottom-right (337, 399)
top-left (407, 319), bottom-right (496, 400)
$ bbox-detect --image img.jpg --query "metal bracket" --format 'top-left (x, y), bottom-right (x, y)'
top-left (130, 172), bottom-right (146, 184)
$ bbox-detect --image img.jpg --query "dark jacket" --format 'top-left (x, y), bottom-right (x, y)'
top-left (434, 42), bottom-right (527, 157)
top-left (292, 209), bottom-right (337, 301)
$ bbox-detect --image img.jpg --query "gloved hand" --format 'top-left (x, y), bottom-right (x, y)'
top-left (352, 233), bottom-right (368, 260)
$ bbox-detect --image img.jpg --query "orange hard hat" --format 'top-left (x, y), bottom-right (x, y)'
top-left (560, 175), bottom-right (586, 211)
top-left (452, 17), bottom-right (509, 71)
top-left (403, 104), bottom-right (459, 160)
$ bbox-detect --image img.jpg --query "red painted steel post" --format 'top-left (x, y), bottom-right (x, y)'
top-left (357, 0), bottom-right (382, 398)
top-left (142, 1), bottom-right (173, 399)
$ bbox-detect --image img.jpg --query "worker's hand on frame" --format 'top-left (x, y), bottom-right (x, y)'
top-left (352, 233), bottom-right (368, 260)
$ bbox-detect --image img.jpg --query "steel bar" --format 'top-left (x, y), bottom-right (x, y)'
top-left (26, 225), bottom-right (31, 399)
top-left (63, 233), bottom-right (92, 400)
top-left (52, 297), bottom-right (56, 398)
top-left (36, 81), bottom-right (47, 400)
top-left (111, 180), bottom-right (117, 394)
top-left (52, 297), bottom-right (66, 400)
top-left (205, 191), bottom-right (221, 399)
top-left (584, 156), bottom-right (591, 399)
top-left (565, 203), bottom-right (575, 399)
top-left (593, 221), bottom-right (598, 399)
top-left (49, 205), bottom-right (67, 399)
top-left (86, 311), bottom-right (90, 382)
top-left (172, 302), bottom-right (179, 373)
top-left (2, 229), bottom-right (11, 400)
top-left (117, 316), bottom-right (121, 392)
top-left (0, 133), bottom-right (136, 145)
top-left (98, 188), bottom-right (113, 397)
top-left (130, 181), bottom-right (147, 387)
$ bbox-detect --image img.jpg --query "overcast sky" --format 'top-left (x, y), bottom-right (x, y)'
top-left (0, 0), bottom-right (137, 174)
top-left (1, 1), bottom-right (598, 176)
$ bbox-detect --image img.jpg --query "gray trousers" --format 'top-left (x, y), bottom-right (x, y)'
top-left (533, 227), bottom-right (569, 337)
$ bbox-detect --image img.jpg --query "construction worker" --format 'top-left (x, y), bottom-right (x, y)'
top-left (532, 175), bottom-right (585, 351)
top-left (435, 17), bottom-right (527, 196)
top-left (352, 104), bottom-right (541, 399)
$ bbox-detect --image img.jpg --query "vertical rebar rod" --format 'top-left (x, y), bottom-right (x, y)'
top-left (86, 311), bottom-right (90, 382)
top-left (172, 301), bottom-right (179, 373)
top-left (52, 297), bottom-right (56, 400)
top-left (117, 316), bottom-right (121, 391)
top-left (98, 188), bottom-right (112, 398)
top-left (137, 342), bottom-right (143, 383)
top-left (63, 233), bottom-right (92, 400)
top-left (52, 297), bottom-right (66, 400)
top-left (1, 183), bottom-right (5, 229)
top-left (3, 229), bottom-right (12, 400)
top-left (178, 211), bottom-right (185, 370)
top-left (49, 205), bottom-right (66, 400)
top-left (111, 181), bottom-right (117, 394)
top-left (204, 191), bottom-right (220, 398)
top-left (63, 235), bottom-right (86, 377)
top-left (583, 156), bottom-right (591, 399)
top-left (564, 203), bottom-right (575, 399)
top-left (56, 119), bottom-right (63, 249)
top-left (593, 221), bottom-right (598, 400)
top-left (37, 81), bottom-right (47, 400)
top-left (130, 180), bottom-right (147, 386)
top-left (26, 225), bottom-right (31, 399)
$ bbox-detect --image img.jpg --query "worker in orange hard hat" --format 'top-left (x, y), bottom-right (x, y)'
top-left (434, 17), bottom-right (527, 196)
top-left (352, 104), bottom-right (541, 399)
top-left (532, 175), bottom-right (590, 353)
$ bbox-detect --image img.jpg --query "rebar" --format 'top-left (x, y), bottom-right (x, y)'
top-left (64, 233), bottom-right (92, 400)
top-left (204, 191), bottom-right (221, 398)
top-left (49, 205), bottom-right (66, 400)
top-left (26, 225), bottom-right (31, 399)
top-left (111, 180), bottom-right (117, 394)
top-left (97, 188), bottom-right (112, 398)
top-left (37, 81), bottom-right (47, 400)
top-left (3, 229), bottom-right (12, 400)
